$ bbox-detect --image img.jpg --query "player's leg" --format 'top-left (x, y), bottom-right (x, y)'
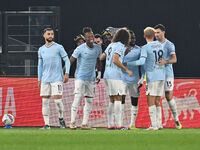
top-left (81, 81), bottom-right (96, 130)
top-left (40, 82), bottom-right (51, 129)
top-left (165, 79), bottom-right (182, 129)
top-left (121, 95), bottom-right (126, 126)
top-left (70, 80), bottom-right (84, 129)
top-left (121, 82), bottom-right (127, 126)
top-left (107, 96), bottom-right (115, 129)
top-left (51, 82), bottom-right (65, 128)
top-left (104, 79), bottom-right (115, 129)
top-left (114, 95), bottom-right (123, 129)
top-left (146, 81), bottom-right (164, 130)
top-left (147, 95), bottom-right (157, 130)
top-left (155, 96), bottom-right (162, 129)
top-left (129, 84), bottom-right (140, 129)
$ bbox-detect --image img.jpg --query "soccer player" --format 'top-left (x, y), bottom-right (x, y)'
top-left (155, 24), bottom-right (182, 129)
top-left (127, 27), bottom-right (165, 130)
top-left (69, 27), bottom-right (102, 130)
top-left (121, 30), bottom-right (144, 129)
top-left (74, 34), bottom-right (85, 46)
top-left (94, 34), bottom-right (103, 47)
top-left (38, 28), bottom-right (70, 129)
top-left (100, 28), bottom-right (132, 130)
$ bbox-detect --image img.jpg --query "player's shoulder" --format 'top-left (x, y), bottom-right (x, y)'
top-left (38, 44), bottom-right (45, 52)
top-left (133, 45), bottom-right (141, 51)
top-left (165, 39), bottom-right (175, 47)
top-left (77, 43), bottom-right (86, 49)
top-left (53, 42), bottom-right (64, 49)
top-left (93, 43), bottom-right (102, 50)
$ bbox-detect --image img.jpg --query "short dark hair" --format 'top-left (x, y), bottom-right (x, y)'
top-left (154, 24), bottom-right (166, 31)
top-left (94, 34), bottom-right (102, 39)
top-left (112, 28), bottom-right (130, 46)
top-left (82, 27), bottom-right (93, 35)
top-left (43, 27), bottom-right (53, 35)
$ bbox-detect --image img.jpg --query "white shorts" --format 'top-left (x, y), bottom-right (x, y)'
top-left (74, 80), bottom-right (95, 97)
top-left (40, 82), bottom-right (63, 96)
top-left (104, 79), bottom-right (124, 96)
top-left (121, 82), bottom-right (140, 97)
top-left (146, 81), bottom-right (164, 96)
top-left (164, 78), bottom-right (174, 91)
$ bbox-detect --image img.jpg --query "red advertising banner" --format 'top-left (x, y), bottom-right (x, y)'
top-left (0, 78), bottom-right (200, 128)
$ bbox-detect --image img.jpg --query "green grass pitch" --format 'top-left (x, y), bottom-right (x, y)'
top-left (0, 127), bottom-right (199, 150)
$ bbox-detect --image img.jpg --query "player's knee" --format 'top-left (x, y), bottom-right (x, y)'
top-left (131, 97), bottom-right (138, 106)
top-left (54, 95), bottom-right (62, 99)
top-left (42, 96), bottom-right (50, 99)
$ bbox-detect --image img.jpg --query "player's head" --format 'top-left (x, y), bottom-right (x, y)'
top-left (144, 27), bottom-right (155, 40)
top-left (129, 30), bottom-right (136, 47)
top-left (112, 28), bottom-right (131, 46)
top-left (94, 34), bottom-right (103, 46)
top-left (43, 28), bottom-right (54, 43)
top-left (102, 29), bottom-right (112, 44)
top-left (154, 24), bottom-right (166, 41)
top-left (82, 27), bottom-right (94, 45)
top-left (74, 34), bottom-right (85, 46)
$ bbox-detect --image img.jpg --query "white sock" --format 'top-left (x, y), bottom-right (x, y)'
top-left (71, 93), bottom-right (82, 123)
top-left (121, 104), bottom-right (125, 125)
top-left (130, 106), bottom-right (138, 127)
top-left (167, 99), bottom-right (179, 121)
top-left (54, 99), bottom-right (64, 118)
top-left (149, 105), bottom-right (157, 128)
top-left (107, 102), bottom-right (114, 127)
top-left (156, 106), bottom-right (162, 128)
top-left (42, 98), bottom-right (50, 126)
top-left (82, 97), bottom-right (93, 125)
top-left (114, 101), bottom-right (122, 128)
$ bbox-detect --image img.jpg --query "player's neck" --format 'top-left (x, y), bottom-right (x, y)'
top-left (45, 41), bottom-right (54, 47)
top-left (158, 37), bottom-right (166, 43)
top-left (146, 39), bottom-right (154, 43)
top-left (86, 42), bottom-right (94, 49)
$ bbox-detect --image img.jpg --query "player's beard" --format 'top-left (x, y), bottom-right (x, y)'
top-left (46, 38), bottom-right (54, 43)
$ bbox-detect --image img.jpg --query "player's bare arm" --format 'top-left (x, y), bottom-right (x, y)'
top-left (100, 53), bottom-right (106, 61)
top-left (96, 58), bottom-right (102, 84)
top-left (70, 56), bottom-right (76, 65)
top-left (157, 54), bottom-right (177, 66)
top-left (113, 53), bottom-right (132, 77)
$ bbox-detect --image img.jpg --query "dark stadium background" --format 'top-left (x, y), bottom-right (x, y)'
top-left (0, 0), bottom-right (199, 78)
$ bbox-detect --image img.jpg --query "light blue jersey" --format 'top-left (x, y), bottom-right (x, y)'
top-left (140, 41), bottom-right (165, 83)
top-left (122, 45), bottom-right (141, 84)
top-left (103, 42), bottom-right (126, 80)
top-left (38, 42), bottom-right (69, 83)
top-left (72, 43), bottom-right (102, 81)
top-left (160, 39), bottom-right (175, 79)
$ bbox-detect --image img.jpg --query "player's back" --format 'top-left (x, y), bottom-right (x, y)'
top-left (141, 41), bottom-right (165, 83)
top-left (122, 45), bottom-right (141, 84)
top-left (103, 42), bottom-right (126, 80)
top-left (38, 42), bottom-right (65, 83)
top-left (161, 39), bottom-right (175, 79)
top-left (73, 43), bottom-right (102, 81)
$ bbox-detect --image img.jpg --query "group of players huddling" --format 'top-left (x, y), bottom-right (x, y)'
top-left (38, 24), bottom-right (182, 130)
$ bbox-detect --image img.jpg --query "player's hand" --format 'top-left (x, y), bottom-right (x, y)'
top-left (126, 69), bottom-right (132, 77)
top-left (38, 81), bottom-right (41, 89)
top-left (63, 74), bottom-right (69, 83)
top-left (157, 58), bottom-right (166, 66)
top-left (137, 78), bottom-right (144, 88)
top-left (95, 71), bottom-right (101, 84)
